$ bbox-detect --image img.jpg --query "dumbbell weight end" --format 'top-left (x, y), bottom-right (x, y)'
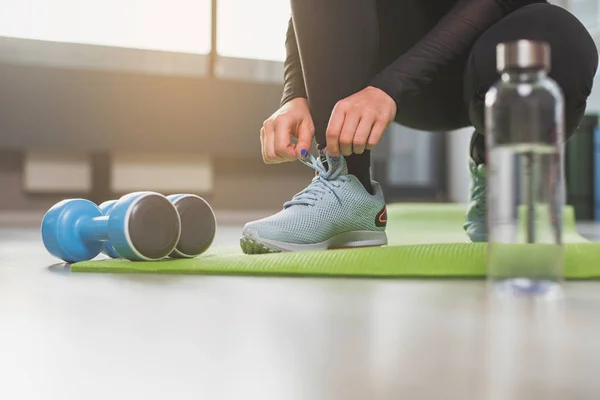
top-left (167, 194), bottom-right (216, 259)
top-left (42, 199), bottom-right (106, 263)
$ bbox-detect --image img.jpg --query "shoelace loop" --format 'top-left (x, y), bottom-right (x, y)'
top-left (284, 153), bottom-right (349, 208)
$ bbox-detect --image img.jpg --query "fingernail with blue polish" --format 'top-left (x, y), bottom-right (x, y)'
top-left (301, 149), bottom-right (308, 158)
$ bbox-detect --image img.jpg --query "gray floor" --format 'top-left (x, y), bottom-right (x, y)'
top-left (1, 221), bottom-right (600, 400)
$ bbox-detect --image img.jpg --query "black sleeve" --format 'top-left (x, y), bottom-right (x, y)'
top-left (369, 0), bottom-right (545, 108)
top-left (281, 18), bottom-right (307, 107)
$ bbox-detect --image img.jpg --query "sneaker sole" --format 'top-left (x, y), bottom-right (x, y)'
top-left (240, 229), bottom-right (388, 255)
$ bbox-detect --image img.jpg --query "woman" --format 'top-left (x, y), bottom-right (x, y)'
top-left (241, 0), bottom-right (598, 254)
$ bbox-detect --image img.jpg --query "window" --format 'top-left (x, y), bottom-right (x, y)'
top-left (217, 0), bottom-right (291, 62)
top-left (570, 0), bottom-right (599, 31)
top-left (0, 0), bottom-right (211, 54)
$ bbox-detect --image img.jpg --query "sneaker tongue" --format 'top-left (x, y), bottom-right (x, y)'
top-left (329, 156), bottom-right (348, 175)
top-left (319, 152), bottom-right (328, 170)
top-left (319, 152), bottom-right (348, 175)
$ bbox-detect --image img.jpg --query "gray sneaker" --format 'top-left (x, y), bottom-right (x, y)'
top-left (240, 153), bottom-right (388, 254)
top-left (463, 158), bottom-right (487, 242)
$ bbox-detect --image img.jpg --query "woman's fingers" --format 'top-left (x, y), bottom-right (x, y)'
top-left (274, 117), bottom-right (296, 162)
top-left (339, 112), bottom-right (360, 157)
top-left (325, 102), bottom-right (346, 157)
top-left (366, 119), bottom-right (387, 151)
top-left (353, 116), bottom-right (375, 155)
top-left (262, 120), bottom-right (278, 163)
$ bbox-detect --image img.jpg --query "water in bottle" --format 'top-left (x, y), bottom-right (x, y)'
top-left (485, 40), bottom-right (565, 297)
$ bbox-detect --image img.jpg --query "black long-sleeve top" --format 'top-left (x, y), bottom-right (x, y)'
top-left (282, 0), bottom-right (548, 107)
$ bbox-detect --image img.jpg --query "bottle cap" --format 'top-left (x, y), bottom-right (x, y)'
top-left (496, 40), bottom-right (551, 72)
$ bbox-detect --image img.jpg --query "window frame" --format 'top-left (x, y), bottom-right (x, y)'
top-left (0, 0), bottom-right (285, 83)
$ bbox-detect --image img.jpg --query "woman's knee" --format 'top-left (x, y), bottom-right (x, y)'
top-left (466, 3), bottom-right (598, 135)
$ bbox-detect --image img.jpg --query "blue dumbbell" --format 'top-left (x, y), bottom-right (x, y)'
top-left (100, 194), bottom-right (216, 259)
top-left (42, 192), bottom-right (182, 263)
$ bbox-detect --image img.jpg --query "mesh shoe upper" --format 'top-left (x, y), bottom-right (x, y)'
top-left (463, 158), bottom-right (487, 242)
top-left (242, 153), bottom-right (386, 244)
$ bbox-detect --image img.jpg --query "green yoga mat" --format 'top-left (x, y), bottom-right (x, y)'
top-left (72, 203), bottom-right (600, 279)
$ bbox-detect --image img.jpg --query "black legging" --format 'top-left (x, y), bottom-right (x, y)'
top-left (290, 1), bottom-right (598, 178)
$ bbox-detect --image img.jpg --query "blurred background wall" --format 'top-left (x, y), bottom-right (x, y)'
top-left (0, 0), bottom-right (597, 213)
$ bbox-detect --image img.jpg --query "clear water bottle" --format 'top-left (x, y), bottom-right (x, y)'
top-left (485, 40), bottom-right (565, 297)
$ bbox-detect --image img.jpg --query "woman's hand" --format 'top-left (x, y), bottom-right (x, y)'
top-left (261, 98), bottom-right (315, 164)
top-left (325, 86), bottom-right (396, 157)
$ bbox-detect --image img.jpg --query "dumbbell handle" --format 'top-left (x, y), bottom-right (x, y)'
top-left (77, 215), bottom-right (110, 242)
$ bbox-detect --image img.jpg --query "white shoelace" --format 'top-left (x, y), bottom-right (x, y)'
top-left (284, 153), bottom-right (349, 208)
